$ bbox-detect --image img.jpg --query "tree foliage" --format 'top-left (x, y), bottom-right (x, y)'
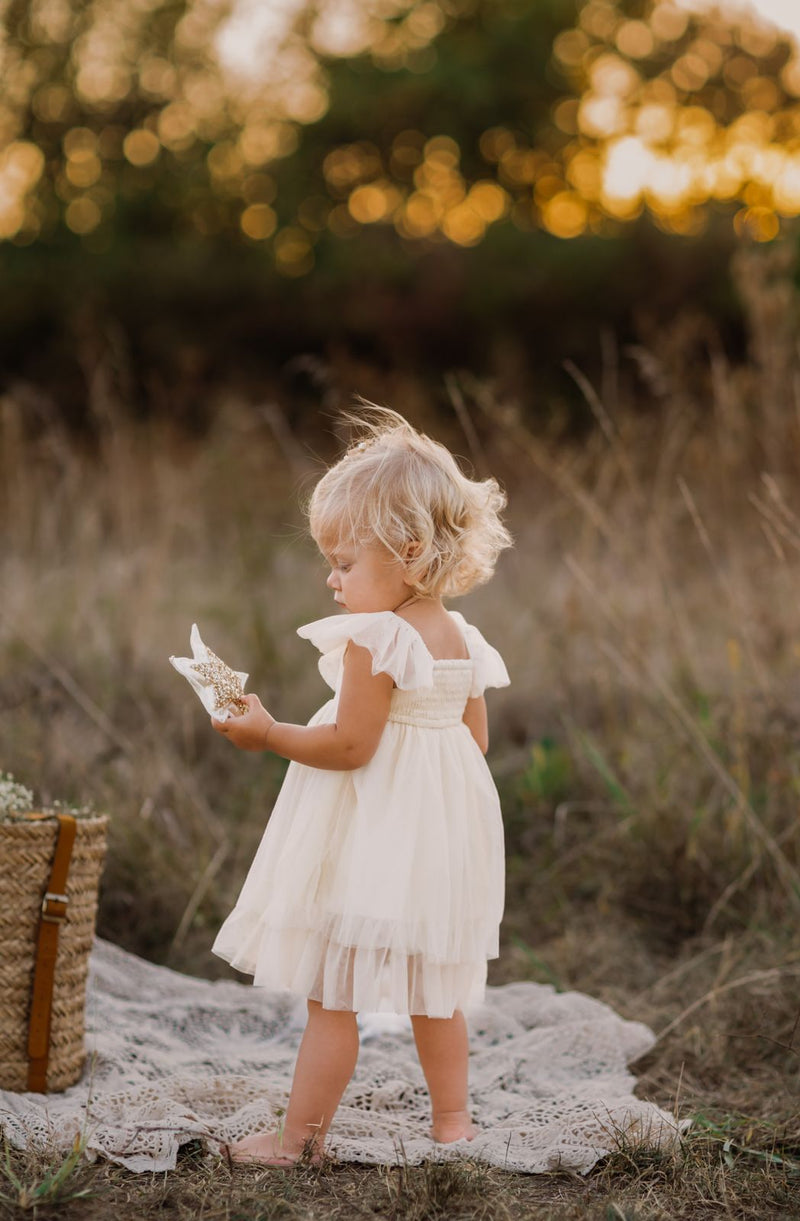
top-left (0, 1), bottom-right (797, 424)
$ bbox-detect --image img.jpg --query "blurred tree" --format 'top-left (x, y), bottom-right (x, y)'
top-left (0, 0), bottom-right (797, 427)
top-left (2, 1), bottom-right (799, 256)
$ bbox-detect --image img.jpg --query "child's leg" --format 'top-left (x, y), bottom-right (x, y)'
top-left (410, 1010), bottom-right (476, 1142)
top-left (228, 999), bottom-right (359, 1164)
top-left (284, 1000), bottom-right (359, 1148)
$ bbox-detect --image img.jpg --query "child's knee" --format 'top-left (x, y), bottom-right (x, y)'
top-left (307, 998), bottom-right (358, 1024)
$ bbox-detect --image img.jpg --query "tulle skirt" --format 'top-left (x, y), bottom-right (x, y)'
top-left (212, 700), bottom-right (505, 1018)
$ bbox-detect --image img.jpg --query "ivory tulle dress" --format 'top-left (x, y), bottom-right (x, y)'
top-left (211, 610), bottom-right (509, 1018)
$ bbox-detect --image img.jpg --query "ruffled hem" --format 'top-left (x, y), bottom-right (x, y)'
top-left (212, 914), bottom-right (493, 1017)
top-left (214, 905), bottom-right (500, 968)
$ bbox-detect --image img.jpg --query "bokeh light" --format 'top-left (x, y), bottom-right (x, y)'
top-left (0, 142), bottom-right (45, 239)
top-left (306, 0), bottom-right (800, 251)
top-left (274, 225), bottom-right (315, 276)
top-left (546, 0), bottom-right (800, 240)
top-left (4, 0), bottom-right (800, 264)
top-left (240, 202), bottom-right (277, 240)
top-left (123, 130), bottom-right (160, 167)
top-left (64, 196), bottom-right (102, 234)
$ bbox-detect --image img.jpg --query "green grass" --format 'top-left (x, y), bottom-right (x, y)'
top-left (0, 1135), bottom-right (99, 1215)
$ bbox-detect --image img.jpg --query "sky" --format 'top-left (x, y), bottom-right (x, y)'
top-left (215, 0), bottom-right (800, 84)
top-left (720, 0), bottom-right (800, 44)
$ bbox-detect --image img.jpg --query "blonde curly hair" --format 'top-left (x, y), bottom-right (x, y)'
top-left (307, 406), bottom-right (512, 598)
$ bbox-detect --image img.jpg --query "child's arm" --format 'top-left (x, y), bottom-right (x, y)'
top-left (211, 642), bottom-right (393, 770)
top-left (462, 696), bottom-right (489, 754)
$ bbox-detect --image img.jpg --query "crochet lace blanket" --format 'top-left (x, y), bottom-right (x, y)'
top-left (0, 939), bottom-right (678, 1174)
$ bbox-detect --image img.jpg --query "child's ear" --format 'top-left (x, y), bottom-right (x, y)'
top-left (402, 540), bottom-right (422, 565)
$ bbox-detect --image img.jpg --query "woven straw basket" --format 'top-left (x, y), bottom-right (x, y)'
top-left (0, 813), bottom-right (108, 1092)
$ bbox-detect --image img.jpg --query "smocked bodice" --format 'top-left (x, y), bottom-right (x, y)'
top-left (387, 661), bottom-right (473, 728)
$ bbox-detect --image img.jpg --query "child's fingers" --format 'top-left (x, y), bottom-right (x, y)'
top-left (212, 697), bottom-right (264, 747)
top-left (213, 696), bottom-right (255, 729)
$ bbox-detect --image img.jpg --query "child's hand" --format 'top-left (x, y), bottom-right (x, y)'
top-left (211, 693), bottom-right (275, 752)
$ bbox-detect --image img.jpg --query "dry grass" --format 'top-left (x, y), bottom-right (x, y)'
top-left (2, 243), bottom-right (800, 1217)
top-left (1, 1126), bottom-right (799, 1221)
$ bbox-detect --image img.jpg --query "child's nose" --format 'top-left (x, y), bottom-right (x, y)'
top-left (326, 570), bottom-right (339, 589)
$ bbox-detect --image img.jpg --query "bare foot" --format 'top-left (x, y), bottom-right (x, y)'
top-left (223, 1131), bottom-right (322, 1167)
top-left (430, 1110), bottom-right (477, 1143)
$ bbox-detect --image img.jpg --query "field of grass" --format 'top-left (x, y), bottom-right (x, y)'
top-left (1, 246), bottom-right (800, 1218)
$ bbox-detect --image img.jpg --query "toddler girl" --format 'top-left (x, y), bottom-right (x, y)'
top-left (211, 408), bottom-right (512, 1165)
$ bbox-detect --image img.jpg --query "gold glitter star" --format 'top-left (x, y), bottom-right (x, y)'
top-left (191, 649), bottom-right (248, 716)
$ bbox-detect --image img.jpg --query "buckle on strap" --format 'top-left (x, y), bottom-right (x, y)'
top-left (41, 892), bottom-right (69, 924)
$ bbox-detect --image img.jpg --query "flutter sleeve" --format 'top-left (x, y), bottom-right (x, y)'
top-left (297, 612), bottom-right (436, 691)
top-left (448, 611), bottom-right (510, 698)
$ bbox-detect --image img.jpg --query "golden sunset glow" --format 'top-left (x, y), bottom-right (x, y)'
top-left (303, 0), bottom-right (800, 247)
top-left (3, 0), bottom-right (800, 263)
top-left (545, 0), bottom-right (800, 239)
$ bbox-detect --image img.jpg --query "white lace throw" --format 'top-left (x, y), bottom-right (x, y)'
top-left (0, 939), bottom-right (679, 1175)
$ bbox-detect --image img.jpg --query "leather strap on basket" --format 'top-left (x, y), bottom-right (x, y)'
top-left (27, 813), bottom-right (77, 1093)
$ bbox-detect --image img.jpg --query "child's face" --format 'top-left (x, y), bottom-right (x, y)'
top-left (324, 540), bottom-right (413, 613)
